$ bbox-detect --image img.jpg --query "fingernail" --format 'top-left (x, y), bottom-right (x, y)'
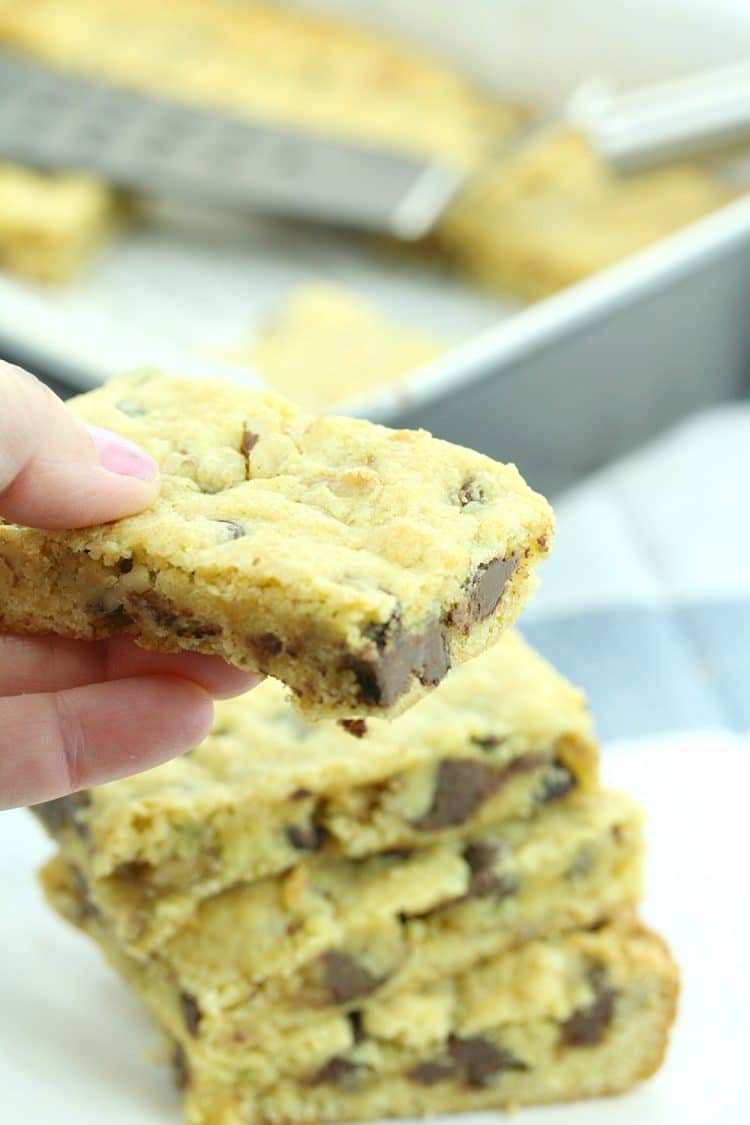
top-left (86, 425), bottom-right (158, 482)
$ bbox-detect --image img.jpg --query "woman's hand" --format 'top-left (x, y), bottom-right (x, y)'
top-left (0, 363), bottom-right (257, 810)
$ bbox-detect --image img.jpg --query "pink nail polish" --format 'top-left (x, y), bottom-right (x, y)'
top-left (86, 425), bottom-right (158, 482)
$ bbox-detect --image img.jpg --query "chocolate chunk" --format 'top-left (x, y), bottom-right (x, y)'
top-left (250, 632), bottom-right (284, 663)
top-left (471, 734), bottom-right (503, 751)
top-left (71, 866), bottom-right (99, 921)
top-left (449, 1036), bottom-right (528, 1088)
top-left (463, 841), bottom-right (518, 901)
top-left (292, 788), bottom-right (313, 800)
top-left (310, 1057), bottom-right (360, 1086)
top-left (456, 476), bottom-right (485, 507)
top-left (339, 718), bottom-right (367, 738)
top-left (408, 1060), bottom-right (458, 1085)
top-left (447, 552), bottom-right (520, 633)
top-left (180, 992), bottom-right (202, 1037)
top-left (321, 951), bottom-right (381, 1004)
top-left (116, 557), bottom-right (134, 574)
top-left (346, 612), bottom-right (450, 709)
top-left (215, 519), bottom-right (245, 541)
top-left (537, 760), bottom-right (577, 804)
top-left (171, 1043), bottom-right (189, 1090)
top-left (413, 759), bottom-right (499, 831)
top-left (348, 1010), bottom-right (365, 1044)
top-left (33, 791), bottom-right (91, 837)
top-left (116, 400), bottom-right (146, 417)
top-left (241, 426), bottom-right (260, 457)
top-left (287, 820), bottom-right (325, 852)
top-left (561, 965), bottom-right (617, 1047)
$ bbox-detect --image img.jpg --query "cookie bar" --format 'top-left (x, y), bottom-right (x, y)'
top-left (0, 372), bottom-right (553, 718)
top-left (438, 129), bottom-right (730, 299)
top-left (0, 0), bottom-right (514, 173)
top-left (34, 631), bottom-right (596, 915)
top-left (231, 285), bottom-right (444, 412)
top-left (41, 789), bottom-right (642, 992)
top-left (0, 162), bottom-right (120, 281)
top-left (40, 856), bottom-right (677, 1125)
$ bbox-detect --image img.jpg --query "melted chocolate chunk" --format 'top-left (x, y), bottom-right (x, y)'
top-left (561, 965), bottom-right (617, 1047)
top-left (171, 1043), bottom-right (189, 1090)
top-left (348, 1010), bottom-right (365, 1044)
top-left (33, 791), bottom-right (91, 837)
top-left (321, 951), bottom-right (381, 1004)
top-left (537, 760), bottom-right (577, 804)
top-left (310, 1056), bottom-right (360, 1086)
top-left (463, 841), bottom-right (518, 900)
top-left (447, 553), bottom-right (520, 634)
top-left (286, 820), bottom-right (325, 852)
top-left (215, 519), bottom-right (245, 541)
top-left (449, 1036), bottom-right (528, 1088)
top-left (346, 613), bottom-right (450, 708)
top-left (413, 759), bottom-right (499, 831)
top-left (292, 788), bottom-right (312, 800)
top-left (250, 632), bottom-right (284, 663)
top-left (456, 476), bottom-right (485, 507)
top-left (241, 426), bottom-right (260, 457)
top-left (180, 992), bottom-right (202, 1037)
top-left (116, 557), bottom-right (134, 574)
top-left (339, 718), bottom-right (367, 738)
top-left (409, 1060), bottom-right (458, 1085)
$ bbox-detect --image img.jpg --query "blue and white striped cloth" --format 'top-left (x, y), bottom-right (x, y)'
top-left (519, 404), bottom-right (750, 741)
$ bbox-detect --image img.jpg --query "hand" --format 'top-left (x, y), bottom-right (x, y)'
top-left (0, 363), bottom-right (258, 810)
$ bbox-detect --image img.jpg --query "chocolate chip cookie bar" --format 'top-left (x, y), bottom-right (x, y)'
top-left (40, 789), bottom-right (642, 998)
top-left (34, 631), bottom-right (596, 942)
top-left (40, 852), bottom-right (677, 1125)
top-left (438, 128), bottom-right (730, 299)
top-left (0, 162), bottom-right (120, 281)
top-left (0, 371), bottom-right (552, 718)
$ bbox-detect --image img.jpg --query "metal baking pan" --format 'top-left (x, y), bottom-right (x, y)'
top-left (2, 0), bottom-right (750, 496)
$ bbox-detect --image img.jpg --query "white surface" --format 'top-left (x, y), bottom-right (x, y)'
top-left (526, 403), bottom-right (750, 620)
top-left (1, 0), bottom-right (750, 404)
top-left (1, 732), bottom-right (748, 1123)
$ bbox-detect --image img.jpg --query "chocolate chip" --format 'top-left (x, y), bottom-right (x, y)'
top-left (561, 965), bottom-right (617, 1047)
top-left (349, 1010), bottom-right (365, 1044)
top-left (292, 788), bottom-right (312, 800)
top-left (537, 760), bottom-right (577, 804)
top-left (456, 477), bottom-right (485, 507)
top-left (116, 400), bottom-right (146, 417)
top-left (171, 1042), bottom-right (189, 1090)
top-left (346, 612), bottom-right (450, 709)
top-left (339, 718), bottom-right (367, 738)
top-left (250, 632), bottom-right (284, 663)
top-left (286, 820), bottom-right (325, 852)
top-left (471, 734), bottom-right (503, 750)
top-left (449, 1036), bottom-right (528, 1088)
top-left (180, 992), bottom-right (202, 1037)
top-left (116, 557), bottom-right (134, 574)
top-left (309, 1057), bottom-right (361, 1086)
top-left (463, 841), bottom-right (518, 900)
top-left (215, 519), bottom-right (245, 541)
top-left (33, 791), bottom-right (91, 837)
top-left (408, 1060), bottom-right (457, 1085)
top-left (447, 553), bottom-right (520, 633)
top-left (71, 867), bottom-right (99, 921)
top-left (413, 759), bottom-right (499, 831)
top-left (321, 951), bottom-right (381, 1004)
top-left (241, 426), bottom-right (259, 457)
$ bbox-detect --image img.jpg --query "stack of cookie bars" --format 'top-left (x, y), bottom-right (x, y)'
top-left (15, 374), bottom-right (678, 1124)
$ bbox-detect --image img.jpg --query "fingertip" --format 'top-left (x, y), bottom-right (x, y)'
top-left (210, 668), bottom-right (262, 701)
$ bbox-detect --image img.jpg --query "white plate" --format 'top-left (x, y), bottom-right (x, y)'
top-left (1, 731), bottom-right (748, 1124)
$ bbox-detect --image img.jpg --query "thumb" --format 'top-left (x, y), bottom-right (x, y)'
top-left (0, 363), bottom-right (159, 530)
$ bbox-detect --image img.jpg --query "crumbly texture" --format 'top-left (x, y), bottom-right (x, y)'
top-left (40, 859), bottom-right (678, 1125)
top-left (0, 371), bottom-right (552, 718)
top-left (227, 285), bottom-right (445, 412)
top-left (437, 128), bottom-right (731, 298)
top-left (34, 631), bottom-right (596, 911)
top-left (0, 162), bottom-right (120, 282)
top-left (40, 789), bottom-right (642, 992)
